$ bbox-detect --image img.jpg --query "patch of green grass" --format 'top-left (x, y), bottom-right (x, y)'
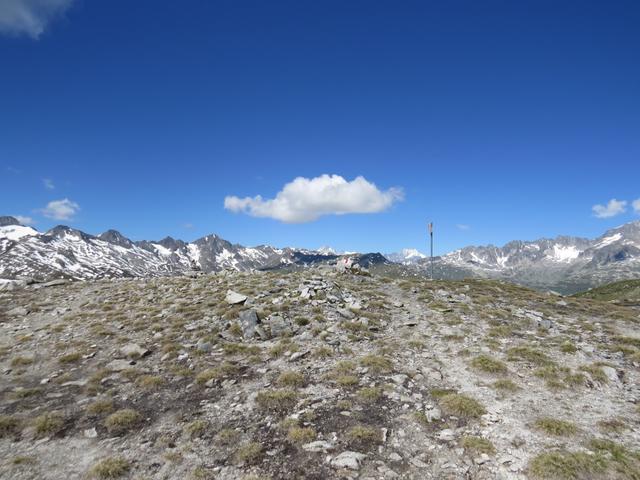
top-left (196, 362), bottom-right (239, 384)
top-left (185, 419), bottom-right (209, 438)
top-left (534, 418), bottom-right (577, 437)
top-left (312, 346), bottom-right (333, 358)
top-left (276, 371), bottom-right (305, 388)
top-left (461, 436), bottom-right (496, 455)
top-left (34, 412), bottom-right (64, 437)
top-left (104, 409), bottom-right (142, 435)
top-left (335, 374), bottom-right (359, 388)
top-left (470, 355), bottom-right (508, 374)
top-left (579, 364), bottom-right (608, 383)
top-left (233, 442), bottom-right (262, 465)
top-left (346, 425), bottom-right (382, 447)
top-left (357, 386), bottom-right (383, 403)
top-left (0, 415), bottom-right (20, 437)
top-left (10, 356), bottom-right (34, 367)
top-left (492, 379), bottom-right (519, 392)
top-left (528, 450), bottom-right (608, 479)
top-left (59, 351), bottom-right (83, 364)
top-left (88, 457), bottom-right (130, 479)
top-left (488, 325), bottom-right (513, 337)
top-left (507, 346), bottom-right (553, 366)
top-left (86, 399), bottom-right (114, 415)
top-left (287, 426), bottom-right (316, 444)
top-left (360, 354), bottom-right (393, 373)
top-left (430, 388), bottom-right (457, 399)
top-left (560, 341), bottom-right (577, 354)
top-left (597, 418), bottom-right (627, 433)
top-left (439, 394), bottom-right (486, 419)
top-left (136, 375), bottom-right (165, 389)
top-left (255, 389), bottom-right (298, 413)
top-left (216, 428), bottom-right (240, 445)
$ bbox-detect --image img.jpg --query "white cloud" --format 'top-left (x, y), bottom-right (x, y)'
top-left (633, 198), bottom-right (640, 214)
top-left (224, 174), bottom-right (403, 223)
top-left (0, 0), bottom-right (74, 39)
top-left (43, 178), bottom-right (54, 190)
top-left (183, 223), bottom-right (194, 229)
top-left (592, 198), bottom-right (627, 218)
top-left (40, 198), bottom-right (80, 220)
top-left (456, 224), bottom-right (470, 230)
top-left (14, 215), bottom-right (35, 226)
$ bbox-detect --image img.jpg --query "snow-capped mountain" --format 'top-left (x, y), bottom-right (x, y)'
top-left (385, 248), bottom-right (428, 264)
top-left (414, 221), bottom-right (640, 293)
top-left (0, 216), bottom-right (345, 280)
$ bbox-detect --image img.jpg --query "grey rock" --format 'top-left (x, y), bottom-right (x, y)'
top-left (438, 429), bottom-right (456, 441)
top-left (289, 350), bottom-right (310, 362)
top-left (239, 309), bottom-right (263, 340)
top-left (196, 340), bottom-right (212, 352)
top-left (601, 366), bottom-right (619, 383)
top-left (267, 314), bottom-right (292, 338)
top-left (302, 440), bottom-right (334, 452)
top-left (331, 451), bottom-right (366, 470)
top-left (337, 308), bottom-right (355, 319)
top-left (106, 359), bottom-right (133, 371)
top-left (120, 343), bottom-right (149, 359)
top-left (225, 290), bottom-right (247, 305)
top-left (7, 306), bottom-right (29, 317)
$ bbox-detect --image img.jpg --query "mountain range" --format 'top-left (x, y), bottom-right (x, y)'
top-left (411, 221), bottom-right (640, 293)
top-left (1, 215), bottom-right (639, 293)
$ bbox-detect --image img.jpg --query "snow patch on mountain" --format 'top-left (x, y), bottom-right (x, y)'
top-left (0, 225), bottom-right (38, 241)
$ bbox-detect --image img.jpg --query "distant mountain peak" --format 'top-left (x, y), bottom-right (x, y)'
top-left (99, 229), bottom-right (134, 248)
top-left (0, 216), bottom-right (22, 227)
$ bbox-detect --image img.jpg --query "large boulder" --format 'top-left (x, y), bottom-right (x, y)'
top-left (239, 309), bottom-right (266, 340)
top-left (266, 314), bottom-right (292, 338)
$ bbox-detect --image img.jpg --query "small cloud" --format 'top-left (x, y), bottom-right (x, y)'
top-left (14, 215), bottom-right (35, 226)
top-left (6, 166), bottom-right (21, 174)
top-left (224, 174), bottom-right (403, 223)
top-left (592, 199), bottom-right (627, 218)
top-left (0, 0), bottom-right (74, 39)
top-left (43, 178), bottom-right (55, 190)
top-left (39, 198), bottom-right (80, 220)
top-left (456, 224), bottom-right (470, 230)
top-left (183, 223), bottom-right (194, 229)
top-left (633, 198), bottom-right (640, 214)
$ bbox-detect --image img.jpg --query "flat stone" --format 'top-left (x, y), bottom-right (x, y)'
top-left (106, 359), bottom-right (133, 372)
top-left (337, 308), bottom-right (355, 319)
top-left (331, 451), bottom-right (366, 470)
top-left (438, 429), bottom-right (456, 441)
top-left (120, 343), bottom-right (149, 359)
top-left (225, 290), bottom-right (247, 305)
top-left (302, 440), bottom-right (334, 452)
top-left (289, 350), bottom-right (310, 362)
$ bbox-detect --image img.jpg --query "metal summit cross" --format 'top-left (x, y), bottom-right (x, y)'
top-left (428, 222), bottom-right (434, 280)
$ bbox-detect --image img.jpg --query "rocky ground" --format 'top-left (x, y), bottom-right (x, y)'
top-left (0, 267), bottom-right (639, 479)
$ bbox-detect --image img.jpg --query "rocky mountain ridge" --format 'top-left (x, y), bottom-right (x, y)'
top-left (0, 216), bottom-right (351, 281)
top-left (407, 221), bottom-right (640, 294)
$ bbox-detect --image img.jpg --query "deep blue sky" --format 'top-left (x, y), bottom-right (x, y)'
top-left (1, 0), bottom-right (639, 254)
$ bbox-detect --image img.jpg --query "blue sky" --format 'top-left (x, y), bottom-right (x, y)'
top-left (1, 0), bottom-right (639, 254)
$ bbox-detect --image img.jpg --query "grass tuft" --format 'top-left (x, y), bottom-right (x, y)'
top-left (439, 394), bottom-right (486, 419)
top-left (89, 457), bottom-right (130, 479)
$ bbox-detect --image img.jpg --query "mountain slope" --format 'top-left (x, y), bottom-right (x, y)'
top-left (0, 220), bottom-right (356, 280)
top-left (411, 221), bottom-right (640, 294)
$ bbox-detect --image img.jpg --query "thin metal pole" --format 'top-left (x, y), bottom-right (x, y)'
top-left (430, 224), bottom-right (434, 280)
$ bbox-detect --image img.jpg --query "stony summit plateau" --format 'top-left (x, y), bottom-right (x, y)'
top-left (0, 262), bottom-right (639, 479)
